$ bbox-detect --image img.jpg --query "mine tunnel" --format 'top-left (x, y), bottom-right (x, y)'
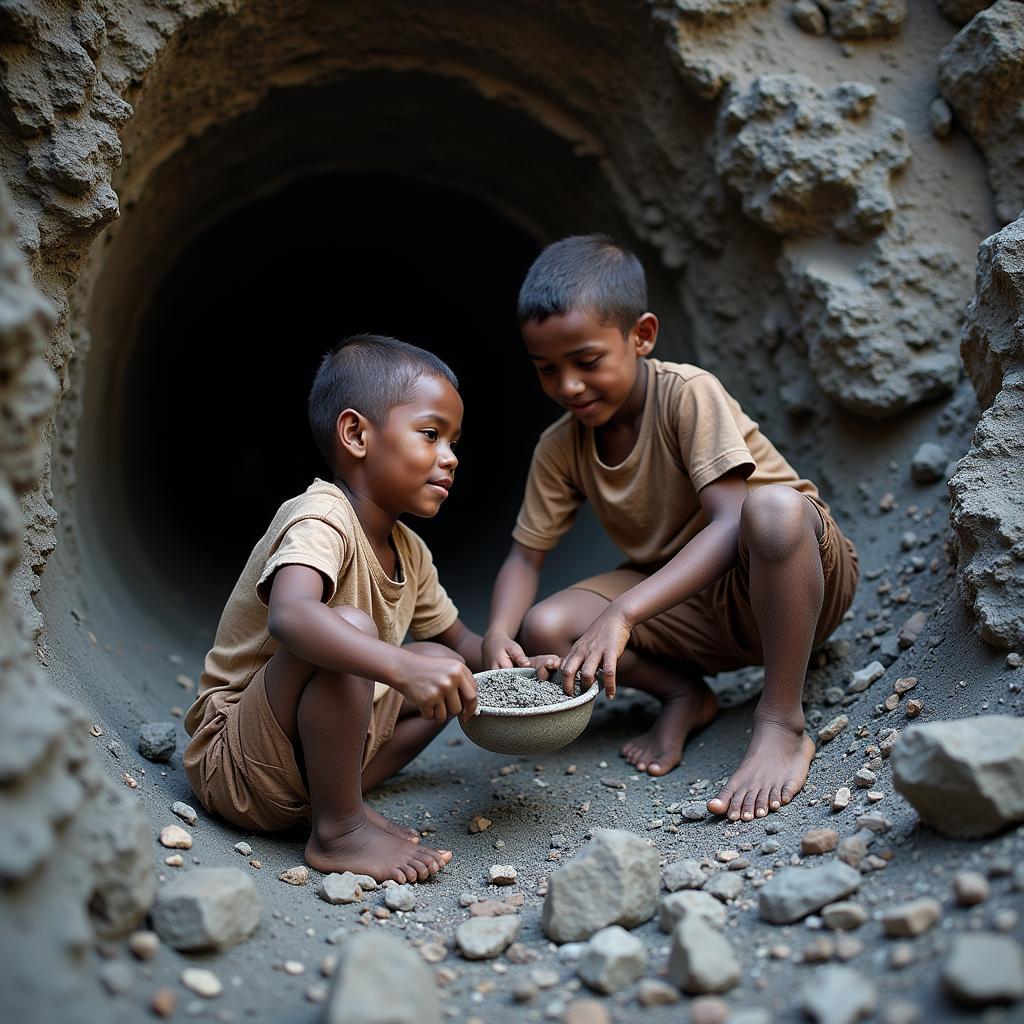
top-left (72, 71), bottom-right (691, 647)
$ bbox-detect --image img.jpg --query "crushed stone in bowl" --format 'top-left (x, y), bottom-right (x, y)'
top-left (475, 669), bottom-right (584, 710)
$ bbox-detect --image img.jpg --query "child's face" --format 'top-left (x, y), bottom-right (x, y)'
top-left (365, 374), bottom-right (463, 519)
top-left (522, 308), bottom-right (656, 427)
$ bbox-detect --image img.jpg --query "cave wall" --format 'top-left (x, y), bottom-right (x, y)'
top-left (1, 0), bottom-right (1022, 1017)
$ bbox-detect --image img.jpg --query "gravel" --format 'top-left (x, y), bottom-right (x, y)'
top-left (476, 669), bottom-right (583, 709)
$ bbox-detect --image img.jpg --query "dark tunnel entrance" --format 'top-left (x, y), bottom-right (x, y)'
top-left (120, 171), bottom-right (556, 629)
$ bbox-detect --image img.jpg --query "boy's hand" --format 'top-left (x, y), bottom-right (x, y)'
top-left (559, 604), bottom-right (631, 700)
top-left (526, 654), bottom-right (561, 681)
top-left (482, 632), bottom-right (532, 671)
top-left (396, 654), bottom-right (478, 723)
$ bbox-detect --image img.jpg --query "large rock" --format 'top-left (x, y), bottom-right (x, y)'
top-left (759, 861), bottom-right (861, 923)
top-left (715, 75), bottom-right (909, 241)
top-left (577, 926), bottom-right (647, 994)
top-left (942, 933), bottom-right (1024, 1005)
top-left (801, 965), bottom-right (877, 1023)
top-left (326, 932), bottom-right (441, 1024)
top-left (891, 716), bottom-right (1024, 836)
top-left (150, 868), bottom-right (260, 952)
top-left (668, 913), bottom-right (740, 994)
top-left (939, 2), bottom-right (1024, 225)
top-left (542, 830), bottom-right (660, 943)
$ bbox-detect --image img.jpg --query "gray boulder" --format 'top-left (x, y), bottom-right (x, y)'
top-left (891, 716), bottom-right (1024, 837)
top-left (138, 722), bottom-right (176, 762)
top-left (577, 926), bottom-right (647, 994)
top-left (455, 916), bottom-right (521, 960)
top-left (942, 933), bottom-right (1024, 1005)
top-left (759, 861), bottom-right (861, 924)
top-left (326, 932), bottom-right (441, 1024)
top-left (542, 829), bottom-right (660, 943)
top-left (150, 868), bottom-right (260, 951)
top-left (668, 913), bottom-right (740, 994)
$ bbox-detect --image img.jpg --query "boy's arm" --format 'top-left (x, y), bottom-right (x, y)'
top-left (559, 470), bottom-right (749, 697)
top-left (482, 542), bottom-right (548, 669)
top-left (431, 615), bottom-right (560, 678)
top-left (268, 565), bottom-right (477, 721)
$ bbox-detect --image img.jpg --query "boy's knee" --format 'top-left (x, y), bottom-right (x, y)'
top-left (331, 605), bottom-right (379, 638)
top-left (741, 486), bottom-right (815, 560)
top-left (521, 601), bottom-right (570, 651)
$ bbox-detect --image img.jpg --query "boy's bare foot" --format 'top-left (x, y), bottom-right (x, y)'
top-left (304, 817), bottom-right (452, 883)
top-left (363, 805), bottom-right (421, 844)
top-left (621, 678), bottom-right (718, 776)
top-left (706, 717), bottom-right (816, 821)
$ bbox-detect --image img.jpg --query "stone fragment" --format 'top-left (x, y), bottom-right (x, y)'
top-left (803, 936), bottom-right (835, 963)
top-left (326, 932), bottom-right (441, 1024)
top-left (822, 901), bottom-right (868, 931)
top-left (489, 864), bottom-right (517, 885)
top-left (138, 722), bottom-right (176, 762)
top-left (939, 6), bottom-right (1024, 225)
top-left (170, 801), bottom-right (197, 826)
top-left (128, 930), bottom-right (160, 960)
top-left (469, 899), bottom-right (517, 918)
top-left (792, 0), bottom-right (827, 34)
top-left (468, 815), bottom-right (492, 834)
top-left (759, 861), bottom-right (861, 924)
top-left (819, 715), bottom-right (849, 744)
top-left (542, 829), bottom-right (660, 943)
top-left (905, 698), bottom-right (923, 718)
top-left (849, 661), bottom-right (885, 693)
top-left (151, 867), bottom-right (260, 952)
top-left (318, 872), bottom-right (364, 906)
top-left (164, 854), bottom-right (183, 868)
top-left (234, 841), bottom-right (252, 857)
top-left (801, 965), bottom-right (876, 1023)
top-left (564, 999), bottom-right (609, 1024)
top-left (891, 716), bottom-right (1024, 836)
top-left (829, 0), bottom-right (906, 39)
top-left (98, 960), bottom-right (135, 995)
top-left (150, 988), bottom-right (176, 1019)
top-left (854, 767), bottom-right (876, 788)
top-left (898, 612), bottom-right (927, 649)
top-left (929, 96), bottom-right (954, 139)
top-left (832, 787), bottom-right (852, 812)
top-left (942, 933), bottom-right (1024, 1005)
top-left (279, 865), bottom-right (310, 886)
top-left (837, 833), bottom-right (871, 869)
top-left (455, 916), bottom-right (521, 960)
top-left (663, 858), bottom-right (706, 891)
top-left (181, 968), bottom-right (222, 998)
top-left (158, 825), bottom-right (192, 850)
top-left (384, 884), bottom-right (416, 912)
top-left (636, 978), bottom-right (680, 1006)
top-left (669, 913), bottom-right (740, 994)
top-left (659, 890), bottom-right (727, 932)
top-left (802, 829), bottom-right (839, 855)
top-left (882, 898), bottom-right (942, 937)
top-left (577, 926), bottom-right (646, 994)
top-left (911, 443), bottom-right (948, 483)
top-left (691, 995), bottom-right (730, 1024)
top-left (953, 870), bottom-right (990, 906)
top-left (703, 871), bottom-right (744, 903)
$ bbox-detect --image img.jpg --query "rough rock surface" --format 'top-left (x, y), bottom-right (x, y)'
top-left (150, 868), bottom-right (261, 952)
top-left (783, 234), bottom-right (964, 416)
top-left (942, 933), bottom-right (1024, 1005)
top-left (759, 861), bottom-right (861, 923)
top-left (892, 716), bottom-right (1024, 836)
top-left (939, 2), bottom-right (1024, 225)
top-left (326, 932), bottom-right (441, 1024)
top-left (828, 0), bottom-right (907, 39)
top-left (456, 915), bottom-right (522, 960)
top-left (138, 722), bottom-right (176, 762)
top-left (669, 913), bottom-right (741, 994)
top-left (542, 829), bottom-right (660, 942)
top-left (715, 75), bottom-right (910, 241)
top-left (577, 925), bottom-right (647, 994)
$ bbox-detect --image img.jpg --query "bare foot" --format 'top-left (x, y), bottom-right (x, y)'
top-left (364, 805), bottom-right (421, 844)
top-left (304, 816), bottom-right (452, 883)
top-left (706, 717), bottom-right (816, 821)
top-left (621, 679), bottom-right (718, 776)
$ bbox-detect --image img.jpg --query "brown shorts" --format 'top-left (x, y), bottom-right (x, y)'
top-left (573, 503), bottom-right (859, 676)
top-left (183, 665), bottom-right (405, 832)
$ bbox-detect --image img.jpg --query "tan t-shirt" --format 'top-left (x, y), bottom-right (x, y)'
top-left (512, 359), bottom-right (825, 571)
top-left (185, 479), bottom-right (459, 735)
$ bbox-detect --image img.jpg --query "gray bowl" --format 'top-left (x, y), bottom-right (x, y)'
top-left (459, 667), bottom-right (601, 755)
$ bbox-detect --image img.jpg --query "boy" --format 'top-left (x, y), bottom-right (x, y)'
top-left (184, 335), bottom-right (557, 882)
top-left (484, 236), bottom-right (859, 822)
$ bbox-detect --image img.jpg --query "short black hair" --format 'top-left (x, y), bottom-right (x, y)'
top-left (308, 334), bottom-right (459, 469)
top-left (517, 234), bottom-right (648, 336)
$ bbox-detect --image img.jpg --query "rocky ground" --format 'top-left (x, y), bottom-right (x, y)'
top-left (52, 377), bottom-right (1023, 1024)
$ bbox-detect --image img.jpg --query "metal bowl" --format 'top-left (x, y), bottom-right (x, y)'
top-left (459, 667), bottom-right (601, 755)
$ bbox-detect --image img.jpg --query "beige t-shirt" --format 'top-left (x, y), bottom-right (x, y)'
top-left (513, 359), bottom-right (825, 571)
top-left (185, 479), bottom-right (459, 735)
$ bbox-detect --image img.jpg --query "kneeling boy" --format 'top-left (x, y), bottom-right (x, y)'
top-left (184, 335), bottom-right (556, 882)
top-left (484, 236), bottom-right (859, 822)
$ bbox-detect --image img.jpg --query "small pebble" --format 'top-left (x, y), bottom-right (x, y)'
top-left (158, 825), bottom-right (192, 850)
top-left (234, 842), bottom-right (252, 856)
top-left (832, 788), bottom-right (852, 812)
top-left (150, 988), bottom-right (177, 1019)
top-left (489, 865), bottom-right (517, 885)
top-left (181, 968), bottom-right (222, 998)
top-left (171, 801), bottom-right (197, 826)
top-left (128, 931), bottom-right (160, 961)
top-left (279, 865), bottom-right (310, 886)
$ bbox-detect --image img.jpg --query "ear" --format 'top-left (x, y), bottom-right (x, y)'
top-left (634, 313), bottom-right (658, 356)
top-left (336, 408), bottom-right (369, 460)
